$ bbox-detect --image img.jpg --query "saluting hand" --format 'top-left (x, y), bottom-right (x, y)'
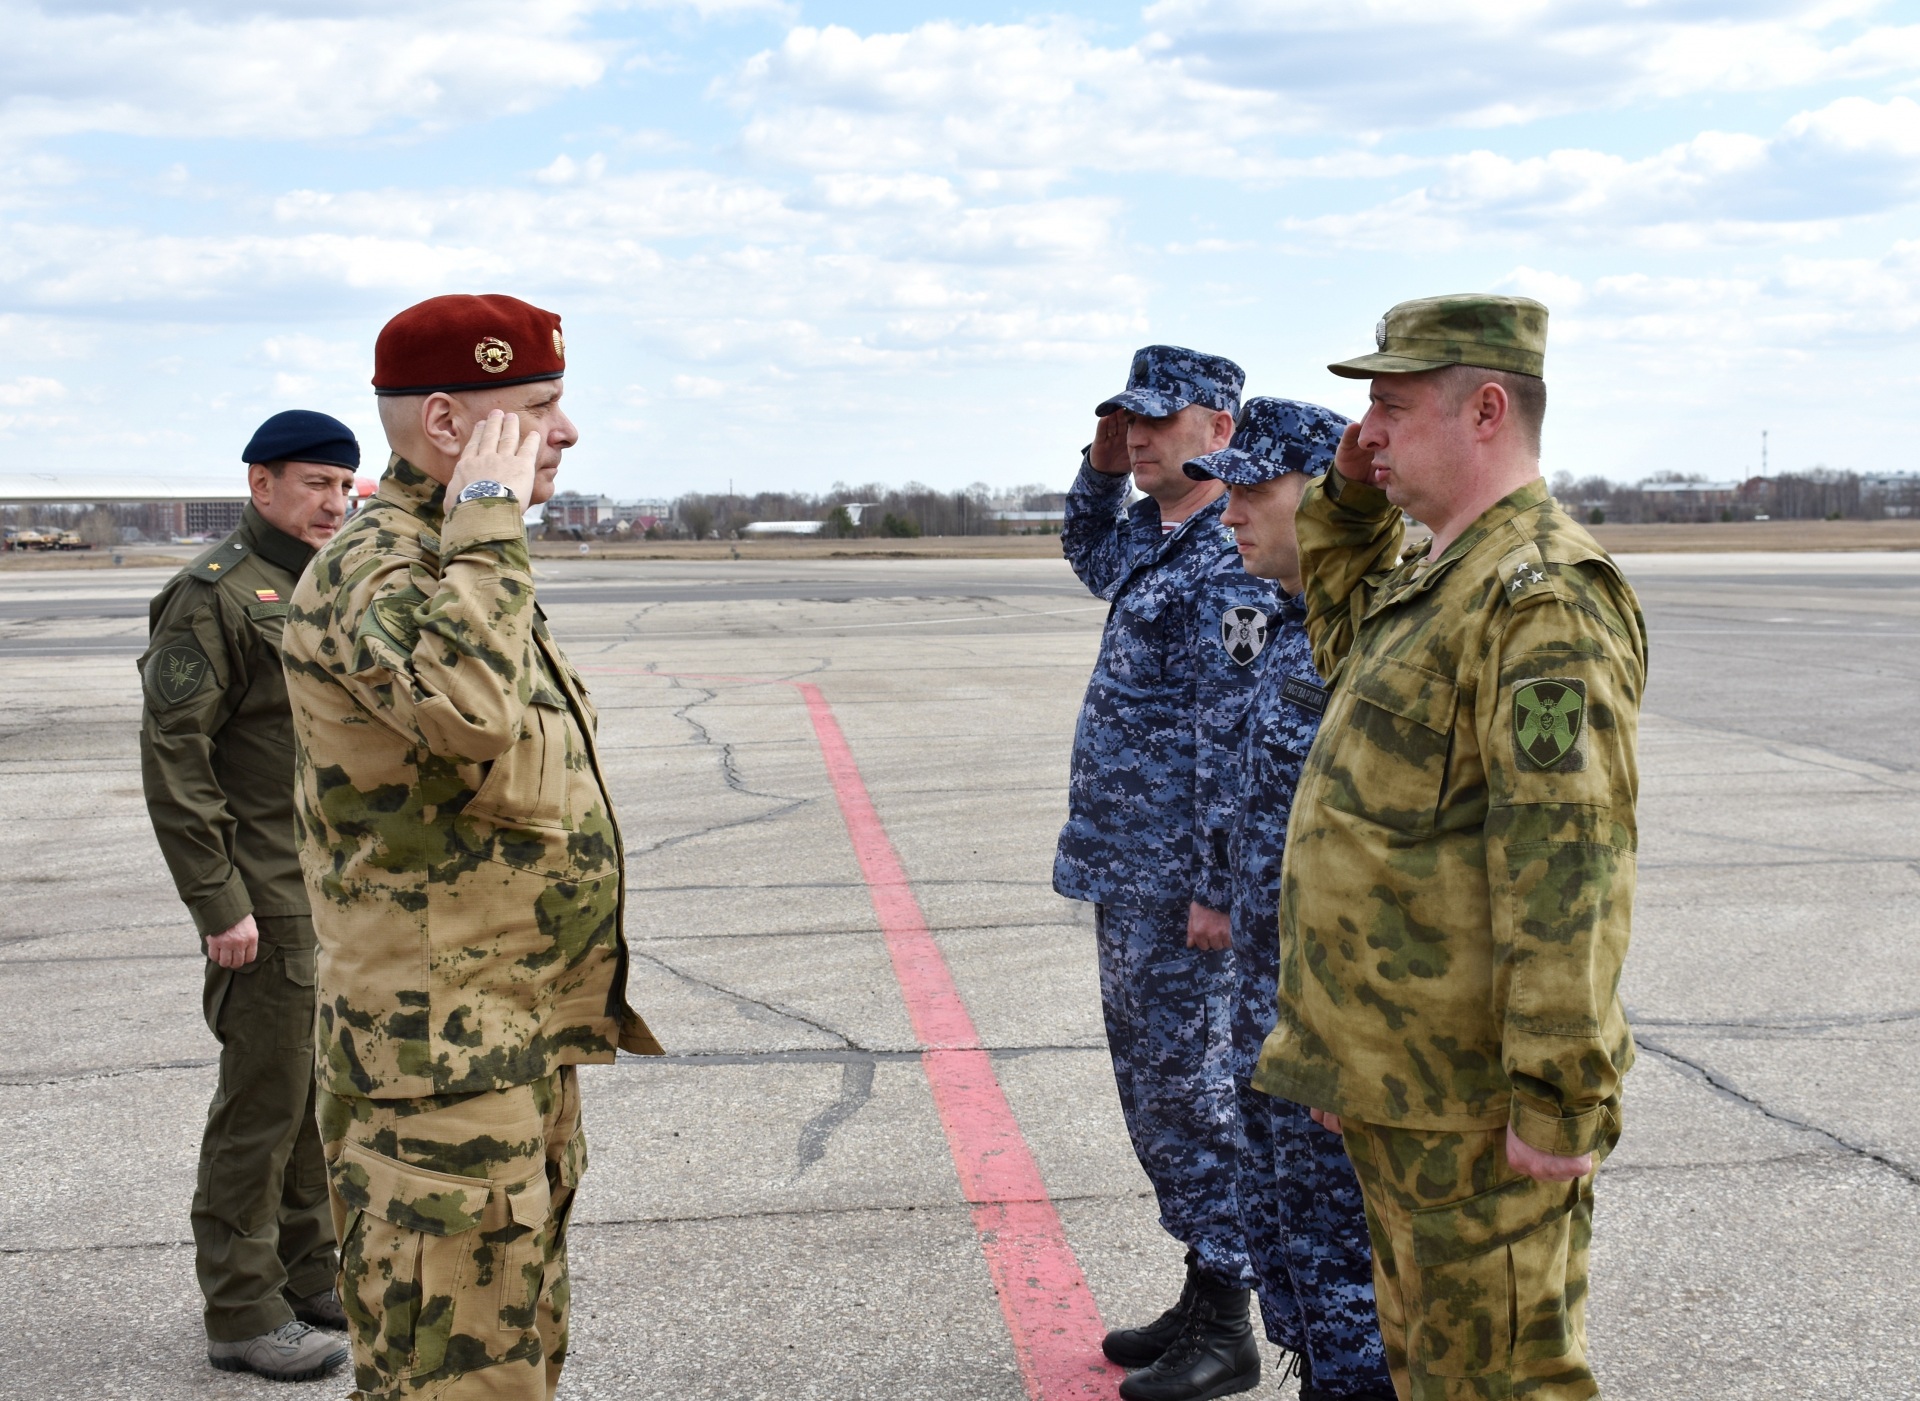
top-left (449, 409), bottom-right (541, 507)
top-left (1332, 421), bottom-right (1384, 488)
top-left (1088, 412), bottom-right (1130, 477)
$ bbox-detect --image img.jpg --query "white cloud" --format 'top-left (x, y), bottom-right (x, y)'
top-left (0, 375), bottom-right (64, 406)
top-left (0, 1), bottom-right (609, 142)
top-left (1142, 0), bottom-right (1920, 130)
top-left (1284, 97), bottom-right (1920, 249)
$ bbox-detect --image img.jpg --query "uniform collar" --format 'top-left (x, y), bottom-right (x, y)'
top-left (375, 453), bottom-right (449, 526)
top-left (1383, 477), bottom-right (1552, 603)
top-left (239, 502), bottom-right (316, 575)
top-left (1131, 488), bottom-right (1227, 556)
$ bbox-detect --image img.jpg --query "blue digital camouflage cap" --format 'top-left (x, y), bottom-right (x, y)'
top-left (1184, 397), bottom-right (1350, 485)
top-left (1096, 344), bottom-right (1244, 419)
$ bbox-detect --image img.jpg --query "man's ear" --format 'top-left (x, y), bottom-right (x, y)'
top-left (419, 393), bottom-right (465, 457)
top-left (246, 462), bottom-right (274, 508)
top-left (1211, 409), bottom-right (1235, 452)
top-left (1472, 382), bottom-right (1510, 440)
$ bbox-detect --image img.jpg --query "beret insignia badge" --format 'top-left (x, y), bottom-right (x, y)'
top-left (474, 336), bottom-right (514, 374)
top-left (552, 329), bottom-right (565, 361)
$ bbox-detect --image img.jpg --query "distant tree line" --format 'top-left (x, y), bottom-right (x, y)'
top-left (1550, 468), bottom-right (1917, 525)
top-left (662, 481), bottom-right (1066, 540)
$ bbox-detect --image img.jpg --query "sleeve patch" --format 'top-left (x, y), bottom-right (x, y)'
top-left (1513, 678), bottom-right (1586, 771)
top-left (1219, 606), bottom-right (1270, 665)
top-left (147, 643), bottom-right (212, 706)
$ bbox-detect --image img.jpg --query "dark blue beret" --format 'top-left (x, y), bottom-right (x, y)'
top-left (241, 409), bottom-right (359, 470)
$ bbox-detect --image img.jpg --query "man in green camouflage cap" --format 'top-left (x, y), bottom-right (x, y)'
top-left (1252, 293), bottom-right (1647, 1400)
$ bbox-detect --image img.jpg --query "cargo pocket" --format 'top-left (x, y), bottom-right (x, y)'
top-left (492, 1169), bottom-right (552, 1336)
top-left (1104, 590), bottom-right (1168, 690)
top-left (463, 694), bottom-right (569, 833)
top-left (1410, 1172), bottom-right (1580, 1378)
top-left (328, 1140), bottom-right (494, 1387)
top-left (1320, 656), bottom-right (1456, 837)
top-left (277, 945), bottom-right (318, 1049)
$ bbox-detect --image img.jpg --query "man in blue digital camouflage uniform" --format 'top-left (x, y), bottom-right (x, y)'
top-left (1189, 400), bottom-right (1396, 1401)
top-left (1055, 345), bottom-right (1275, 1401)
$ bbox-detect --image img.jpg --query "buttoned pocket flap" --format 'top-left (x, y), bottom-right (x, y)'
top-left (506, 1172), bottom-right (550, 1229)
top-left (279, 945), bottom-right (317, 988)
top-left (1410, 1173), bottom-right (1580, 1269)
top-left (331, 1140), bottom-right (490, 1237)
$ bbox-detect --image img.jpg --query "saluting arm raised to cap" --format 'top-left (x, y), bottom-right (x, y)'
top-left (1293, 428), bottom-right (1407, 684)
top-left (304, 414), bottom-right (544, 766)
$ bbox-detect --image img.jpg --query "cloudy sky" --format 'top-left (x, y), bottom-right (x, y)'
top-left (3, 0), bottom-right (1918, 498)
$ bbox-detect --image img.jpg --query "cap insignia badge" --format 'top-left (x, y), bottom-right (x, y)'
top-left (552, 329), bottom-right (565, 360)
top-left (475, 337), bottom-right (514, 374)
top-left (1375, 317), bottom-right (1388, 351)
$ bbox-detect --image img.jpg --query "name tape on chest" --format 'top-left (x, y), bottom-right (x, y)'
top-left (1219, 606), bottom-right (1269, 666)
top-left (1279, 673), bottom-right (1330, 715)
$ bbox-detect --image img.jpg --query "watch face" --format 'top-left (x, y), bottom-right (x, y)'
top-left (459, 480), bottom-right (509, 502)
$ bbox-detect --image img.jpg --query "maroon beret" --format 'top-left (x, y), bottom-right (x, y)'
top-left (372, 293), bottom-right (566, 396)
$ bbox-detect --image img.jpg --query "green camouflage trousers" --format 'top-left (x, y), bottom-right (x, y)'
top-left (195, 919), bottom-right (336, 1342)
top-left (1341, 1117), bottom-right (1617, 1401)
top-left (319, 1066), bottom-right (586, 1401)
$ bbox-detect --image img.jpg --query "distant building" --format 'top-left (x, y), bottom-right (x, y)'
top-left (543, 492), bottom-right (615, 532)
top-left (1637, 479), bottom-right (1746, 523)
top-left (612, 499), bottom-right (671, 532)
top-left (989, 509), bottom-right (1065, 533)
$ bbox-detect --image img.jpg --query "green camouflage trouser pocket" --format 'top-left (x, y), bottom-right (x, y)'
top-left (330, 1139), bottom-right (549, 1394)
top-left (1409, 1172), bottom-right (1582, 1379)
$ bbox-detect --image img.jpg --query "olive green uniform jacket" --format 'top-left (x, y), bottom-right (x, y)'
top-left (284, 457), bottom-right (660, 1102)
top-left (140, 504), bottom-right (314, 940)
top-left (1252, 475), bottom-right (1646, 1158)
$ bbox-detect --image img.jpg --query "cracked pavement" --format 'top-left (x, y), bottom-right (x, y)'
top-left (0, 551), bottom-right (1915, 1399)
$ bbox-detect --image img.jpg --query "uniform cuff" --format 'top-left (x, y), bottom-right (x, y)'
top-left (442, 495), bottom-right (532, 558)
top-left (1321, 466), bottom-right (1391, 517)
top-left (1510, 1096), bottom-right (1611, 1158)
top-left (1074, 456), bottom-right (1132, 497)
top-left (189, 873), bottom-right (254, 941)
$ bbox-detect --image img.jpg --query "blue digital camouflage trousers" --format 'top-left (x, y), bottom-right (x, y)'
top-left (1233, 900), bottom-right (1393, 1396)
top-left (1095, 901), bottom-right (1249, 1286)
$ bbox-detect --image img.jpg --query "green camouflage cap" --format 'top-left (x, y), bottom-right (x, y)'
top-left (1328, 293), bottom-right (1547, 379)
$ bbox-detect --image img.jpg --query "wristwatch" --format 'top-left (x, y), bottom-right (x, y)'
top-left (455, 480), bottom-right (515, 505)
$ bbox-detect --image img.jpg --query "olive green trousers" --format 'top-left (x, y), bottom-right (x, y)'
top-left (319, 1066), bottom-right (585, 1401)
top-left (1341, 1120), bottom-right (1616, 1401)
top-left (193, 917), bottom-right (336, 1342)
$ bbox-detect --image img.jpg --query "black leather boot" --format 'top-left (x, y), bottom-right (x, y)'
top-left (1116, 1276), bottom-right (1260, 1401)
top-left (1101, 1250), bottom-right (1201, 1367)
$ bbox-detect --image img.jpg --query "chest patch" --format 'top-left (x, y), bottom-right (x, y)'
top-left (149, 644), bottom-right (211, 706)
top-left (1514, 678), bottom-right (1586, 770)
top-left (1279, 673), bottom-right (1330, 715)
top-left (1220, 606), bottom-right (1270, 666)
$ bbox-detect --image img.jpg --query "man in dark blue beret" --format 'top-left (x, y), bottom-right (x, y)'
top-left (138, 409), bottom-right (361, 1382)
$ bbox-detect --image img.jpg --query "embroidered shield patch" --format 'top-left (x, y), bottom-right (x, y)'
top-left (151, 644), bottom-right (210, 705)
top-left (1514, 678), bottom-right (1586, 769)
top-left (1219, 606), bottom-right (1269, 666)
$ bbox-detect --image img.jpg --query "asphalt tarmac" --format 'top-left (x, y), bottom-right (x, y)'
top-left (0, 550), bottom-right (1914, 1400)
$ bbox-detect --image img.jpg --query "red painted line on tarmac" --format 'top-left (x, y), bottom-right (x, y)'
top-left (795, 681), bottom-right (1120, 1401)
top-left (578, 666), bottom-right (1122, 1398)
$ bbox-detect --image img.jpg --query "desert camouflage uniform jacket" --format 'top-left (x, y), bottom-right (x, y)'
top-left (1054, 456), bottom-right (1277, 911)
top-left (284, 456), bottom-right (660, 1102)
top-left (1252, 474), bottom-right (1646, 1157)
top-left (139, 505), bottom-right (314, 940)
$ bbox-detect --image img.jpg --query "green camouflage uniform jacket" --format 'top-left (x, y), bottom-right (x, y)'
top-left (1252, 474), bottom-right (1646, 1158)
top-left (284, 456), bottom-right (660, 1101)
top-left (139, 504), bottom-right (313, 940)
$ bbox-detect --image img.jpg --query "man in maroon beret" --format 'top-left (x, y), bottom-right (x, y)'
top-left (284, 294), bottom-right (661, 1400)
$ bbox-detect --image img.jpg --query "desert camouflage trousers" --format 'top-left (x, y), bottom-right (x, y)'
top-left (319, 1066), bottom-right (586, 1401)
top-left (1341, 1119), bottom-right (1617, 1401)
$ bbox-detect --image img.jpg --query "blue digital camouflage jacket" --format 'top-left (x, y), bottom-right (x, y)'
top-left (1228, 591), bottom-right (1327, 916)
top-left (1054, 456), bottom-right (1279, 911)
